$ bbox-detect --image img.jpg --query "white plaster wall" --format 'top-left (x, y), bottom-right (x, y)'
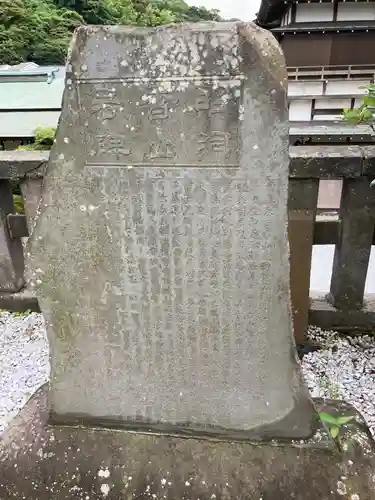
top-left (288, 81), bottom-right (324, 97)
top-left (295, 3), bottom-right (333, 22)
top-left (289, 100), bottom-right (312, 120)
top-left (354, 97), bottom-right (365, 108)
top-left (314, 98), bottom-right (352, 109)
top-left (312, 113), bottom-right (342, 121)
top-left (317, 180), bottom-right (342, 210)
top-left (325, 80), bottom-right (371, 95)
top-left (337, 3), bottom-right (375, 21)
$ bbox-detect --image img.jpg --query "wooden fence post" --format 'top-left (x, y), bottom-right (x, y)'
top-left (0, 180), bottom-right (25, 292)
top-left (288, 179), bottom-right (319, 343)
top-left (328, 178), bottom-right (375, 310)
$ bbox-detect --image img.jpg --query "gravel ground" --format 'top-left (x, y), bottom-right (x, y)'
top-left (303, 326), bottom-right (375, 437)
top-left (0, 312), bottom-right (374, 437)
top-left (0, 312), bottom-right (49, 434)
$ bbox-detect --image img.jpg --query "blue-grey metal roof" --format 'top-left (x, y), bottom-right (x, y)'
top-left (0, 64), bottom-right (64, 137)
top-left (0, 112), bottom-right (61, 138)
top-left (0, 79), bottom-right (64, 110)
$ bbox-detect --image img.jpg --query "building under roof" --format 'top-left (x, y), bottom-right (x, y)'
top-left (256, 0), bottom-right (375, 67)
top-left (255, 0), bottom-right (375, 138)
top-left (256, 0), bottom-right (375, 210)
top-left (0, 63), bottom-right (65, 149)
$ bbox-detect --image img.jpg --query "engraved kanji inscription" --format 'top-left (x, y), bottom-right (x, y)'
top-left (197, 132), bottom-right (231, 156)
top-left (144, 96), bottom-right (179, 122)
top-left (194, 94), bottom-right (223, 115)
top-left (96, 135), bottom-right (131, 158)
top-left (188, 88), bottom-right (234, 116)
top-left (81, 80), bottom-right (240, 167)
top-left (149, 104), bottom-right (168, 121)
top-left (92, 86), bottom-right (121, 121)
top-left (146, 138), bottom-right (176, 160)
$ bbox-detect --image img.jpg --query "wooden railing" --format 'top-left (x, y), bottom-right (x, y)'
top-left (0, 143), bottom-right (375, 342)
top-left (288, 64), bottom-right (375, 81)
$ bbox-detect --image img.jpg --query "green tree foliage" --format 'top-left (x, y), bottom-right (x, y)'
top-left (0, 0), bottom-right (221, 65)
top-left (0, 0), bottom-right (83, 65)
top-left (342, 84), bottom-right (375, 187)
top-left (342, 84), bottom-right (375, 127)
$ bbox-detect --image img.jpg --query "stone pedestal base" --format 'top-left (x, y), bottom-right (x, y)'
top-left (1, 386), bottom-right (374, 499)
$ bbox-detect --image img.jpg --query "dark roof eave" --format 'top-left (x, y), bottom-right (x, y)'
top-left (273, 20), bottom-right (375, 33)
top-left (256, 0), bottom-right (287, 27)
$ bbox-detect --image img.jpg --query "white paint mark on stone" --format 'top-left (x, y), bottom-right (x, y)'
top-left (100, 483), bottom-right (110, 497)
top-left (161, 478), bottom-right (167, 486)
top-left (63, 137), bottom-right (69, 144)
top-left (253, 145), bottom-right (259, 150)
top-left (337, 481), bottom-right (347, 495)
top-left (97, 468), bottom-right (110, 478)
top-left (185, 481), bottom-right (190, 486)
top-left (351, 494), bottom-right (360, 500)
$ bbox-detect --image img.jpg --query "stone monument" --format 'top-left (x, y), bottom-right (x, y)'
top-left (30, 21), bottom-right (314, 439)
top-left (1, 22), bottom-right (374, 500)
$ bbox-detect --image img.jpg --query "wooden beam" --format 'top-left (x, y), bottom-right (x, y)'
top-left (0, 151), bottom-right (48, 179)
top-left (0, 180), bottom-right (25, 292)
top-left (290, 122), bottom-right (374, 140)
top-left (7, 214), bottom-right (29, 239)
top-left (0, 289), bottom-right (40, 313)
top-left (1, 146), bottom-right (375, 180)
top-left (289, 145), bottom-right (365, 178)
top-left (329, 178), bottom-right (375, 309)
top-left (309, 295), bottom-right (375, 333)
top-left (288, 179), bottom-right (319, 343)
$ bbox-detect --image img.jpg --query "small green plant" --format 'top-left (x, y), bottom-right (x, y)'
top-left (13, 127), bottom-right (56, 213)
top-left (12, 194), bottom-right (25, 214)
top-left (17, 127), bottom-right (56, 151)
top-left (0, 309), bottom-right (32, 316)
top-left (319, 411), bottom-right (355, 450)
top-left (342, 84), bottom-right (375, 187)
top-left (12, 309), bottom-right (32, 317)
top-left (318, 376), bottom-right (342, 399)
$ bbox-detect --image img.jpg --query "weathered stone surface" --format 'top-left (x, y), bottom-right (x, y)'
top-left (28, 22), bottom-right (315, 438)
top-left (1, 387), bottom-right (375, 500)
